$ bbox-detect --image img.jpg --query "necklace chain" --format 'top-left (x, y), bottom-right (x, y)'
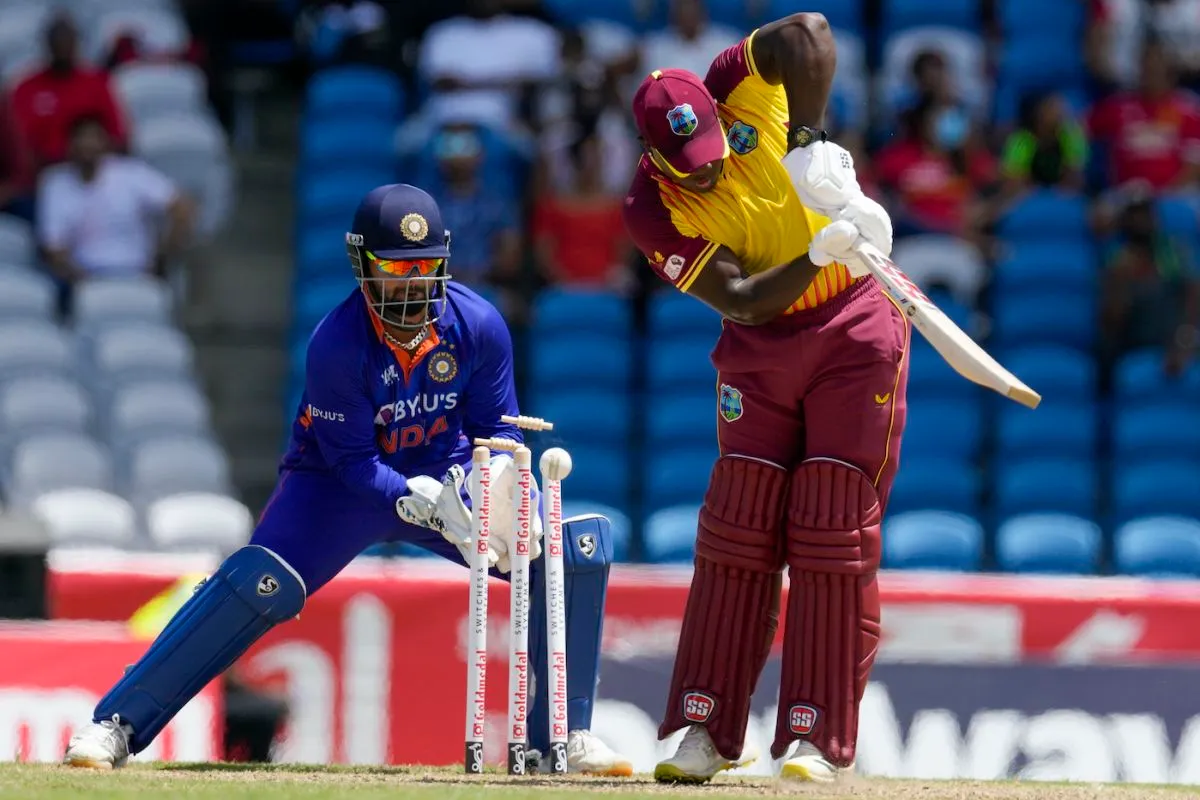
top-left (386, 324), bottom-right (429, 351)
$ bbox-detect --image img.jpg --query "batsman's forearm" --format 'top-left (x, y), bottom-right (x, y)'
top-left (754, 13), bottom-right (836, 129)
top-left (728, 255), bottom-right (821, 325)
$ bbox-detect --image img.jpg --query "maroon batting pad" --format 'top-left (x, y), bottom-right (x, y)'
top-left (773, 459), bottom-right (882, 765)
top-left (659, 456), bottom-right (787, 760)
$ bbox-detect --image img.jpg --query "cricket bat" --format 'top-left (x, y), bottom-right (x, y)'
top-left (852, 241), bottom-right (1042, 409)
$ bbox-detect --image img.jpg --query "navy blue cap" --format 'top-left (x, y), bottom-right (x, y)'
top-left (349, 183), bottom-right (450, 260)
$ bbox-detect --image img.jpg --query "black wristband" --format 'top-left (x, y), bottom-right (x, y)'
top-left (787, 125), bottom-right (827, 151)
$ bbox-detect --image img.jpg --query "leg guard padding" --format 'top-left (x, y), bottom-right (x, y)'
top-left (528, 514), bottom-right (611, 752)
top-left (773, 459), bottom-right (881, 765)
top-left (95, 545), bottom-right (306, 753)
top-left (659, 455), bottom-right (787, 761)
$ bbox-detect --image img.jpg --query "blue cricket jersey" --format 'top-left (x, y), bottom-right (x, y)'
top-left (280, 283), bottom-right (523, 511)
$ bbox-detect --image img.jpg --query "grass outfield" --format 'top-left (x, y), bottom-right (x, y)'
top-left (0, 763), bottom-right (1197, 800)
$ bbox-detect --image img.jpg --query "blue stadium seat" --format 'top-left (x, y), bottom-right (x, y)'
top-left (552, 443), bottom-right (632, 513)
top-left (925, 288), bottom-right (975, 333)
top-left (996, 191), bottom-right (1089, 240)
top-left (884, 510), bottom-right (984, 571)
top-left (644, 448), bottom-right (715, 514)
top-left (704, 0), bottom-right (755, 29)
top-left (643, 504), bottom-right (700, 564)
top-left (906, 340), bottom-right (983, 401)
top-left (992, 239), bottom-right (1096, 296)
top-left (995, 513), bottom-right (1101, 575)
top-left (543, 0), bottom-right (665, 28)
top-left (999, 346), bottom-right (1095, 402)
top-left (763, 0), bottom-right (863, 33)
top-left (997, 0), bottom-right (1086, 37)
top-left (647, 291), bottom-right (722, 340)
top-left (529, 390), bottom-right (632, 446)
top-left (646, 392), bottom-right (716, 447)
top-left (1157, 197), bottom-right (1199, 241)
top-left (995, 403), bottom-right (1097, 460)
top-left (293, 276), bottom-right (356, 335)
top-left (994, 40), bottom-right (1085, 124)
top-left (993, 458), bottom-right (1097, 518)
top-left (886, 456), bottom-right (980, 515)
top-left (647, 339), bottom-right (716, 394)
top-left (1114, 516), bottom-right (1200, 578)
top-left (990, 292), bottom-right (1095, 352)
top-left (532, 289), bottom-right (631, 337)
top-left (902, 400), bottom-right (984, 460)
top-left (297, 169), bottom-right (385, 229)
top-left (302, 119), bottom-right (397, 171)
top-left (1113, 460), bottom-right (1200, 524)
top-left (1114, 404), bottom-right (1200, 462)
top-left (306, 66), bottom-right (404, 121)
top-left (561, 500), bottom-right (633, 562)
top-left (881, 0), bottom-right (982, 35)
top-left (1114, 348), bottom-right (1200, 405)
top-left (297, 223), bottom-right (351, 279)
top-left (530, 337), bottom-right (632, 393)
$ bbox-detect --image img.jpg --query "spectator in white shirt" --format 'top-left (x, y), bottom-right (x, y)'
top-left (639, 0), bottom-right (741, 84)
top-left (37, 115), bottom-right (193, 286)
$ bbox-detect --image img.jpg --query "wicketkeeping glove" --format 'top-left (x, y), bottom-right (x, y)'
top-left (396, 467), bottom-right (498, 568)
top-left (484, 454), bottom-right (543, 575)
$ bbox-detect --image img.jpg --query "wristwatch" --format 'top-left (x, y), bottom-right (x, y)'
top-left (787, 125), bottom-right (827, 151)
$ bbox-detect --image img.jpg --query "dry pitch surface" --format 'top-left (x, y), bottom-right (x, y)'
top-left (0, 764), bottom-right (1197, 800)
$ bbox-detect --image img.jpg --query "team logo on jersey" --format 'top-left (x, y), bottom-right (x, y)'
top-left (727, 120), bottom-right (758, 155)
top-left (381, 364), bottom-right (399, 386)
top-left (428, 351), bottom-right (458, 383)
top-left (667, 103), bottom-right (698, 136)
top-left (400, 213), bottom-right (429, 242)
top-left (719, 384), bottom-right (743, 422)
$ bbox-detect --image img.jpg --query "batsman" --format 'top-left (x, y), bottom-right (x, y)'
top-left (623, 12), bottom-right (908, 784)
top-left (64, 183), bottom-right (631, 776)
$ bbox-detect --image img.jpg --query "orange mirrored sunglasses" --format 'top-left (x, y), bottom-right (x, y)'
top-left (366, 252), bottom-right (444, 277)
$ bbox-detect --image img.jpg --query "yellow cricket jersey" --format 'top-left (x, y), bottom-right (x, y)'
top-left (623, 32), bottom-right (853, 313)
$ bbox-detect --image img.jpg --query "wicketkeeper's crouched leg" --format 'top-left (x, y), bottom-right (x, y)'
top-left (773, 458), bottom-right (882, 766)
top-left (659, 454), bottom-right (788, 761)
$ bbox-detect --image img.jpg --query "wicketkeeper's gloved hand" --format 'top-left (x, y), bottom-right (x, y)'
top-left (485, 454), bottom-right (543, 575)
top-left (396, 467), bottom-right (498, 569)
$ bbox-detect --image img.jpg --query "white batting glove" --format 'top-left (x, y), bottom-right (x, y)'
top-left (836, 193), bottom-right (892, 258)
top-left (781, 139), bottom-right (862, 216)
top-left (483, 454), bottom-right (543, 575)
top-left (809, 219), bottom-right (868, 276)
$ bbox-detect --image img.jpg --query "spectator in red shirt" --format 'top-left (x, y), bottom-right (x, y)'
top-left (533, 133), bottom-right (632, 291)
top-left (0, 92), bottom-right (34, 221)
top-left (1088, 37), bottom-right (1200, 190)
top-left (875, 97), bottom-right (997, 239)
top-left (10, 12), bottom-right (129, 170)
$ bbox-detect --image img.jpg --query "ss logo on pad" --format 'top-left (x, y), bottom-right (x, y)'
top-left (257, 575), bottom-right (280, 597)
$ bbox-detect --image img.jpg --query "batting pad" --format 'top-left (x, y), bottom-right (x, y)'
top-left (95, 545), bottom-right (306, 753)
top-left (773, 459), bottom-right (882, 765)
top-left (658, 455), bottom-right (788, 761)
top-left (527, 514), bottom-right (611, 753)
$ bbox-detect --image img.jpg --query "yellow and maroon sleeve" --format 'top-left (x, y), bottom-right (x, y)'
top-left (704, 36), bottom-right (755, 105)
top-left (623, 167), bottom-right (719, 293)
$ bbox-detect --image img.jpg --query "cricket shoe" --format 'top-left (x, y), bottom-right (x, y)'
top-left (779, 740), bottom-right (853, 783)
top-left (63, 714), bottom-right (132, 769)
top-left (653, 725), bottom-right (756, 784)
top-left (528, 730), bottom-right (635, 776)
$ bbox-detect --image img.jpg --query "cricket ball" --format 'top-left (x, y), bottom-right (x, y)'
top-left (539, 448), bottom-right (573, 481)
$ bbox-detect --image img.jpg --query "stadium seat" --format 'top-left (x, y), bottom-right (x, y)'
top-left (992, 239), bottom-right (1096, 296)
top-left (6, 434), bottom-right (114, 509)
top-left (995, 513), bottom-right (1101, 575)
top-left (0, 321), bottom-right (76, 382)
top-left (906, 339), bottom-right (983, 401)
top-left (527, 391), bottom-right (632, 446)
top-left (543, 0), bottom-right (665, 28)
top-left (763, 0), bottom-right (863, 33)
top-left (30, 488), bottom-right (137, 549)
top-left (889, 235), bottom-right (987, 306)
top-left (1157, 196), bottom-right (1199, 241)
top-left (998, 346), bottom-right (1096, 403)
top-left (993, 38), bottom-right (1085, 124)
top-left (306, 66), bottom-right (404, 121)
top-left (829, 31), bottom-right (869, 132)
top-left (73, 278), bottom-right (174, 330)
top-left (900, 399), bottom-right (984, 460)
top-left (647, 291), bottom-right (722, 340)
top-left (532, 289), bottom-right (631, 337)
top-left (133, 113), bottom-right (234, 237)
top-left (550, 443), bottom-right (631, 513)
top-left (644, 448), bottom-right (715, 513)
top-left (0, 376), bottom-right (91, 442)
top-left (886, 456), bottom-right (981, 516)
top-left (302, 119), bottom-right (397, 171)
top-left (85, 7), bottom-right (189, 65)
top-left (645, 392), bottom-right (717, 446)
top-left (1112, 461), bottom-right (1200, 524)
top-left (90, 325), bottom-right (195, 386)
top-left (991, 292), bottom-right (1095, 352)
top-left (0, 214), bottom-right (34, 266)
top-left (561, 500), bottom-right (632, 562)
top-left (883, 510), bottom-right (984, 571)
top-left (530, 338), bottom-right (632, 393)
top-left (993, 458), bottom-right (1097, 518)
top-left (995, 403), bottom-right (1097, 460)
top-left (298, 169), bottom-right (389, 229)
top-left (108, 381), bottom-right (213, 453)
top-left (881, 0), bottom-right (982, 35)
top-left (646, 339), bottom-right (717, 394)
top-left (297, 223), bottom-right (352, 279)
top-left (1114, 516), bottom-right (1200, 578)
top-left (995, 191), bottom-right (1090, 240)
top-left (0, 270), bottom-right (56, 321)
top-left (643, 504), bottom-right (700, 564)
top-left (997, 0), bottom-right (1086, 37)
top-left (925, 287), bottom-right (975, 333)
top-left (1113, 404), bottom-right (1200, 462)
top-left (1114, 348), bottom-right (1200, 405)
top-left (127, 435), bottom-right (233, 506)
top-left (111, 62), bottom-right (208, 124)
top-left (146, 492), bottom-right (254, 555)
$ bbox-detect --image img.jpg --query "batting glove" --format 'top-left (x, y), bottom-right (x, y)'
top-left (781, 139), bottom-right (862, 216)
top-left (808, 219), bottom-right (869, 277)
top-left (836, 193), bottom-right (892, 258)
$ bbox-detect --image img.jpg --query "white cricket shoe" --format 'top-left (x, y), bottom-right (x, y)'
top-left (63, 715), bottom-right (132, 770)
top-left (779, 740), bottom-right (853, 782)
top-left (532, 730), bottom-right (635, 776)
top-left (654, 725), bottom-right (756, 784)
